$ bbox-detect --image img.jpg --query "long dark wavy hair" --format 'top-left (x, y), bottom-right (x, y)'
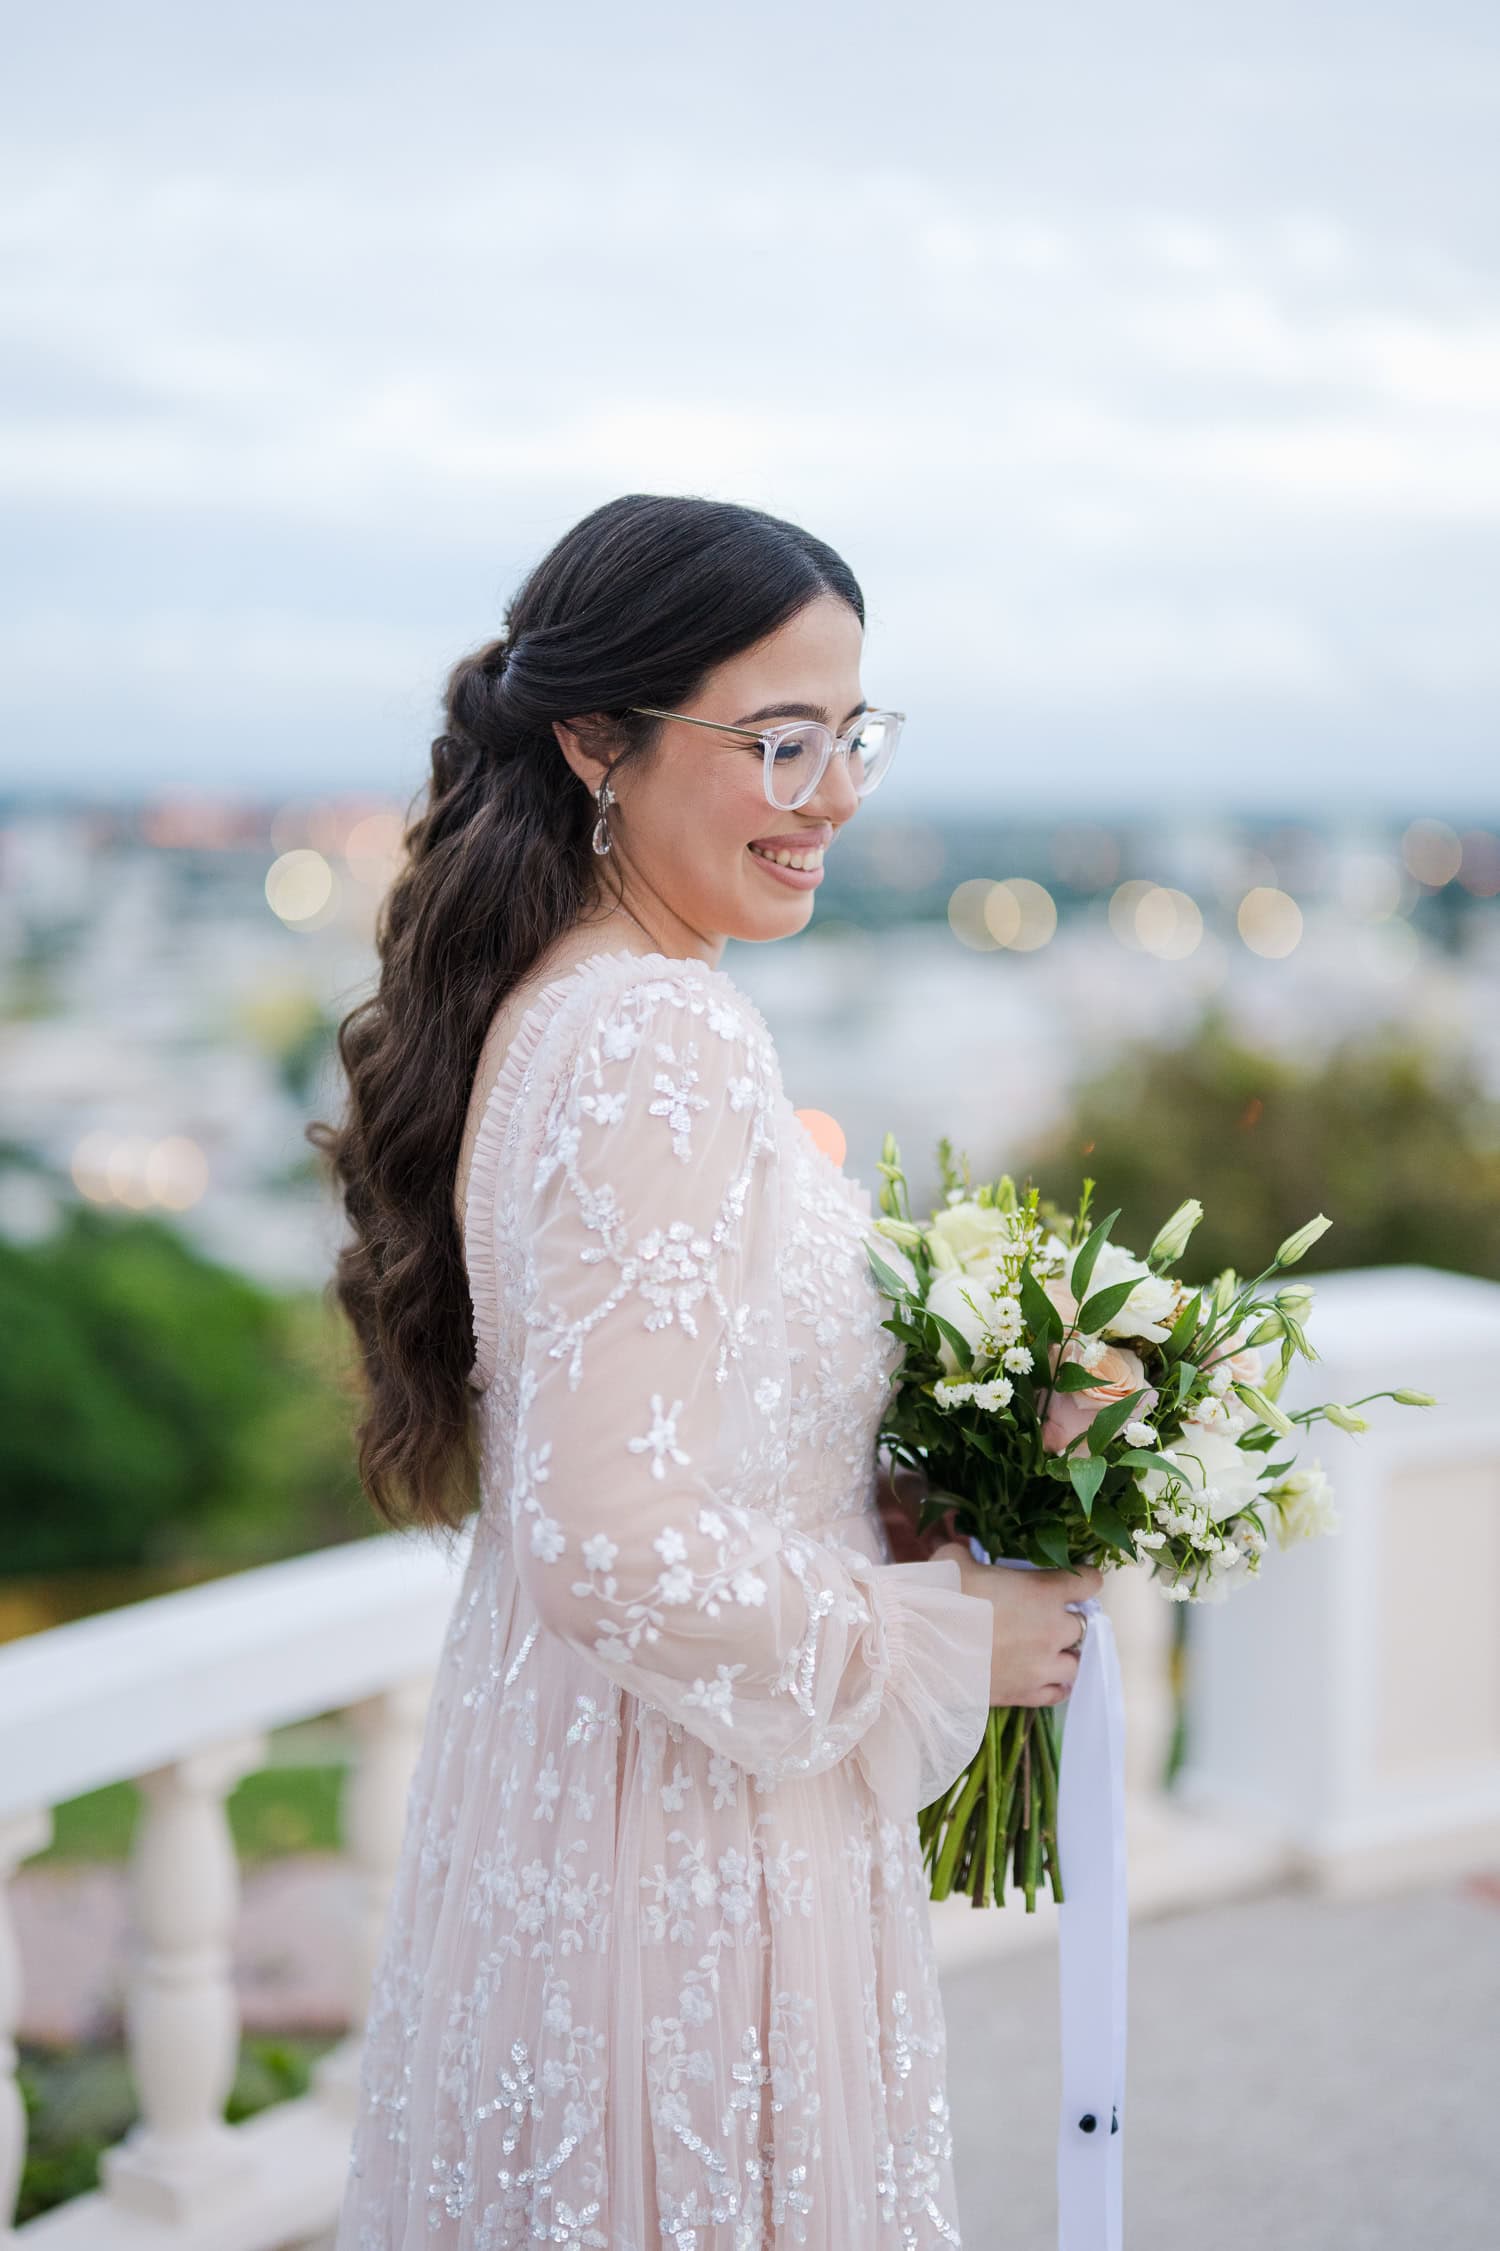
top-left (307, 493), bottom-right (865, 1537)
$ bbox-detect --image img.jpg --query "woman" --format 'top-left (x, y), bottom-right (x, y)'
top-left (316, 493), bottom-right (1100, 2248)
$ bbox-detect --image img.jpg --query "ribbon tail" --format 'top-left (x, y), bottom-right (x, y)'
top-left (1055, 1598), bottom-right (1128, 2251)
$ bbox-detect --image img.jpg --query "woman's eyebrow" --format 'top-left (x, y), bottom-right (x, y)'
top-left (733, 698), bottom-right (869, 727)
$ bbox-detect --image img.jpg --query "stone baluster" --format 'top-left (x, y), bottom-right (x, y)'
top-left (100, 1733), bottom-right (267, 2222)
top-left (1, 1808), bottom-right (52, 2240)
top-left (313, 1674), bottom-right (433, 2116)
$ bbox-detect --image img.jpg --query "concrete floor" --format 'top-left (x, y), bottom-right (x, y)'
top-left (939, 1870), bottom-right (1500, 2250)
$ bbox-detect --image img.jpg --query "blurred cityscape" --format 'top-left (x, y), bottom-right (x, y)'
top-left (2, 789), bottom-right (1497, 1289)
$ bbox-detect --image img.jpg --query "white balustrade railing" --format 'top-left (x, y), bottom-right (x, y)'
top-left (4, 1262), bottom-right (1490, 2238)
top-left (0, 1532), bottom-right (464, 2247)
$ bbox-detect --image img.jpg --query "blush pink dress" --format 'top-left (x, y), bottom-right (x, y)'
top-left (333, 946), bottom-right (994, 2250)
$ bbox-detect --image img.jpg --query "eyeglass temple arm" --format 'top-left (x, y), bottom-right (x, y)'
top-left (628, 705), bottom-right (766, 743)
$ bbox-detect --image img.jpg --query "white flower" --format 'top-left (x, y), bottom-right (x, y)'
top-left (969, 1376), bottom-right (1015, 1411)
top-left (933, 1377), bottom-right (975, 1407)
top-left (657, 1563), bottom-right (695, 1604)
top-left (925, 1199), bottom-right (1022, 1276)
top-left (1002, 1344), bottom-right (1034, 1374)
top-left (1138, 1424), bottom-right (1262, 1522)
top-left (581, 1532), bottom-right (619, 1573)
top-left (653, 1525), bottom-right (688, 1564)
top-left (682, 1662), bottom-right (745, 1725)
top-left (529, 1512), bottom-right (566, 1564)
top-left (1269, 1459), bottom-right (1339, 1548)
top-left (869, 1230), bottom-right (921, 1296)
top-left (1123, 1420), bottom-right (1157, 1448)
top-left (926, 1268), bottom-right (1009, 1376)
top-left (1070, 1242), bottom-right (1179, 1344)
top-left (730, 1568), bottom-right (767, 1607)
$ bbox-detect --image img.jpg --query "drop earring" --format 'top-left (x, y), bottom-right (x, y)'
top-left (591, 776), bottom-right (617, 857)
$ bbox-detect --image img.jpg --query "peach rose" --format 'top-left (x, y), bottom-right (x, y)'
top-left (1038, 1274), bottom-right (1158, 1455)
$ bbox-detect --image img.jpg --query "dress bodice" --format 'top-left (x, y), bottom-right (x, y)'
top-left (463, 947), bottom-right (902, 1550)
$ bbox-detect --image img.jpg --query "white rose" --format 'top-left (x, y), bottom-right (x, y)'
top-left (1138, 1424), bottom-right (1263, 1522)
top-left (1269, 1460), bottom-right (1339, 1548)
top-left (1072, 1241), bottom-right (1179, 1344)
top-left (926, 1267), bottom-right (1002, 1376)
top-left (925, 1199), bottom-right (1019, 1277)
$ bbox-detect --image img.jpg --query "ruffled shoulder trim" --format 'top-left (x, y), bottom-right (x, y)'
top-left (463, 946), bottom-right (739, 1391)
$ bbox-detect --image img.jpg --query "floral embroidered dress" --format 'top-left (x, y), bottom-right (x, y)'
top-left (334, 946), bottom-right (995, 2250)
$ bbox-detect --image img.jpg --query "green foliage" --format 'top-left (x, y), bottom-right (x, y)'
top-left (0, 1205), bottom-right (369, 1576)
top-left (1018, 1004), bottom-right (1500, 1284)
top-left (16, 2034), bottom-right (337, 2224)
top-left (35, 1763), bottom-right (346, 1866)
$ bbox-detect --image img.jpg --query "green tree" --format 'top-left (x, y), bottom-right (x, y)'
top-left (0, 1205), bottom-right (369, 1575)
top-left (1016, 1004), bottom-right (1500, 1284)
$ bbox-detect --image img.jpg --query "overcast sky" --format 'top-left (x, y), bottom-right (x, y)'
top-left (3, 2), bottom-right (1496, 816)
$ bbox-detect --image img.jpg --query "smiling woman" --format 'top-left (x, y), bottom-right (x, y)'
top-left (309, 494), bottom-right (1001, 2248)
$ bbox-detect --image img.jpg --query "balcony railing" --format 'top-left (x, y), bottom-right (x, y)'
top-left (0, 1531), bottom-right (464, 2247)
top-left (3, 1264), bottom-right (1495, 2243)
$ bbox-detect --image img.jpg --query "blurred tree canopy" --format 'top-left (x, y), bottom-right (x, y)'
top-left (1015, 1005), bottom-right (1500, 1285)
top-left (0, 1206), bottom-right (371, 1576)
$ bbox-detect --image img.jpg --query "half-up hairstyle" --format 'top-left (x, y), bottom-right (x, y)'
top-left (306, 493), bottom-right (864, 1536)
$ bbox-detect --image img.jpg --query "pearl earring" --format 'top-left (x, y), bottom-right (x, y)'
top-left (591, 777), bottom-right (617, 857)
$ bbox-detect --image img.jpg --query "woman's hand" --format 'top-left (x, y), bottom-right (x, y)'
top-left (930, 1539), bottom-right (1103, 1707)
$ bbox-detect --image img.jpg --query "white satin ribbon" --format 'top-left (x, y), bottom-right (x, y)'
top-left (970, 1546), bottom-right (1128, 2251)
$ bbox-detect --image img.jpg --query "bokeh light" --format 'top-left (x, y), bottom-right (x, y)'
top-left (793, 1108), bottom-right (847, 1166)
top-left (1401, 817), bottom-right (1462, 887)
top-left (983, 878), bottom-right (1057, 951)
top-left (1134, 886), bottom-right (1204, 959)
top-left (266, 848), bottom-right (337, 928)
top-left (1458, 829), bottom-right (1500, 898)
top-left (1237, 886), bottom-right (1303, 957)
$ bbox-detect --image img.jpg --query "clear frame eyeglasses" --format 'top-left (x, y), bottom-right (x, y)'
top-left (627, 703), bottom-right (905, 812)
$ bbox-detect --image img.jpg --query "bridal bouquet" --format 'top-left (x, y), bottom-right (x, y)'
top-left (865, 1137), bottom-right (1436, 1912)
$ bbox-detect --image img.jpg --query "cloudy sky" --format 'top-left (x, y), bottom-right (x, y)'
top-left (3, 1), bottom-right (1496, 815)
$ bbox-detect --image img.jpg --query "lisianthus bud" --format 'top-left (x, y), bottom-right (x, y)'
top-left (1232, 1381), bottom-right (1295, 1438)
top-left (1274, 1284), bottom-right (1315, 1315)
top-left (1323, 1402), bottom-right (1369, 1432)
top-left (1147, 1197), bottom-right (1204, 1265)
top-left (1392, 1389), bottom-right (1437, 1407)
top-left (873, 1218), bottom-right (925, 1251)
top-left (1274, 1214), bottom-right (1332, 1268)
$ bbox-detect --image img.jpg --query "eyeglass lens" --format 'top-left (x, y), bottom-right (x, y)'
top-left (766, 715), bottom-right (899, 809)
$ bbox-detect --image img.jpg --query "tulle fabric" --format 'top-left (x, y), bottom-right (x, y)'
top-left (333, 948), bottom-right (994, 2249)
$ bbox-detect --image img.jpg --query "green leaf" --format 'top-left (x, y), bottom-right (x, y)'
top-left (1089, 1500), bottom-right (1136, 1555)
top-left (1067, 1207), bottom-right (1121, 1311)
top-left (1115, 1447), bottom-right (1166, 1472)
top-left (1164, 1289), bottom-right (1203, 1360)
top-left (924, 1311), bottom-right (976, 1370)
top-left (1075, 1277), bottom-right (1141, 1335)
top-left (1035, 1522), bottom-right (1073, 1569)
top-left (1068, 1454), bottom-right (1108, 1516)
top-left (1087, 1386), bottom-right (1149, 1457)
top-left (866, 1244), bottom-right (917, 1302)
top-left (1054, 1361), bottom-right (1110, 1393)
top-left (1174, 1358), bottom-right (1199, 1406)
top-left (1018, 1261), bottom-right (1063, 1345)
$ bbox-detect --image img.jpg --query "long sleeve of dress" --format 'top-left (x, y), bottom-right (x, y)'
top-left (504, 962), bottom-right (993, 1822)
